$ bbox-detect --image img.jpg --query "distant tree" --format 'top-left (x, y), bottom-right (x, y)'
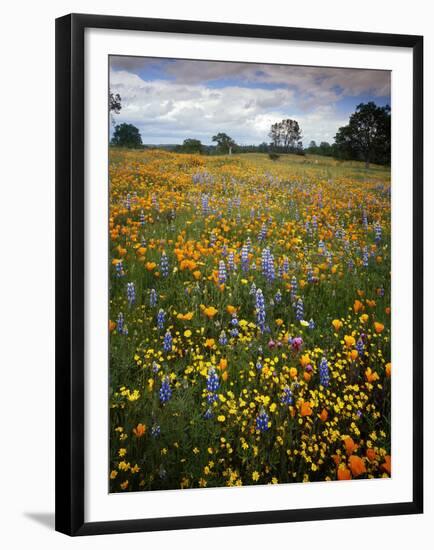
top-left (334, 102), bottom-right (391, 168)
top-left (212, 132), bottom-right (236, 154)
top-left (309, 140), bottom-right (317, 149)
top-left (269, 122), bottom-right (282, 149)
top-left (269, 119), bottom-right (302, 152)
top-left (295, 140), bottom-right (305, 156)
top-left (319, 142), bottom-right (333, 156)
top-left (109, 90), bottom-right (122, 126)
top-left (111, 123), bottom-right (143, 148)
top-left (179, 138), bottom-right (203, 154)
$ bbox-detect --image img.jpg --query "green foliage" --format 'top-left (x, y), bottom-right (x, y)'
top-left (177, 138), bottom-right (203, 154)
top-left (268, 152), bottom-right (280, 160)
top-left (111, 123), bottom-right (143, 149)
top-left (109, 91), bottom-right (122, 114)
top-left (108, 149), bottom-right (391, 491)
top-left (306, 141), bottom-right (335, 157)
top-left (269, 119), bottom-right (303, 152)
top-left (212, 132), bottom-right (236, 154)
top-left (334, 102), bottom-right (391, 168)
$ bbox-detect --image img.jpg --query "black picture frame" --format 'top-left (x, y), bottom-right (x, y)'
top-left (55, 13), bottom-right (424, 536)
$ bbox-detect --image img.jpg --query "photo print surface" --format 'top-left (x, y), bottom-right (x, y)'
top-left (108, 55), bottom-right (391, 493)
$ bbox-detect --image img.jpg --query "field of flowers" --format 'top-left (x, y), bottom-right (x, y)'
top-left (109, 148), bottom-right (391, 492)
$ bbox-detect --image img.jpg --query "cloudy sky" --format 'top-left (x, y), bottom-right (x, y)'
top-left (109, 56), bottom-right (390, 146)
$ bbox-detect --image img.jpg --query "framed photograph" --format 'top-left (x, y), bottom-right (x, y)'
top-left (55, 13), bottom-right (423, 536)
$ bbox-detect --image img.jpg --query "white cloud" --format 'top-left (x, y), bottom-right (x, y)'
top-left (111, 57), bottom-right (391, 99)
top-left (109, 67), bottom-right (386, 145)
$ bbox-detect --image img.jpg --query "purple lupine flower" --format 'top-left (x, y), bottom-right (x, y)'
top-left (159, 377), bottom-right (172, 403)
top-left (201, 194), bottom-right (209, 215)
top-left (156, 309), bottom-right (165, 330)
top-left (149, 288), bottom-right (157, 307)
top-left (255, 288), bottom-right (266, 332)
top-left (241, 244), bottom-right (249, 272)
top-left (281, 386), bottom-right (293, 405)
top-left (290, 276), bottom-right (298, 302)
top-left (219, 330), bottom-right (227, 346)
top-left (218, 260), bottom-right (227, 284)
top-left (160, 251), bottom-right (169, 278)
top-left (163, 330), bottom-right (172, 352)
top-left (259, 222), bottom-right (267, 241)
top-left (375, 223), bottom-right (382, 243)
top-left (117, 312), bottom-right (125, 334)
top-left (115, 260), bottom-right (124, 278)
top-left (127, 282), bottom-right (136, 306)
top-left (151, 424), bottom-right (161, 437)
top-left (295, 298), bottom-right (304, 321)
top-left (307, 265), bottom-right (313, 283)
top-left (319, 357), bottom-right (330, 387)
top-left (256, 408), bottom-right (270, 432)
top-left (228, 252), bottom-right (235, 272)
top-left (206, 367), bottom-right (220, 393)
top-left (362, 247), bottom-right (369, 267)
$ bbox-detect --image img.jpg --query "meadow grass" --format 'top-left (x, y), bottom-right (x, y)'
top-left (109, 148), bottom-right (391, 491)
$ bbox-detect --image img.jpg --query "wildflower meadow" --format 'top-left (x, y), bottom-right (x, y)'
top-left (109, 149), bottom-right (391, 492)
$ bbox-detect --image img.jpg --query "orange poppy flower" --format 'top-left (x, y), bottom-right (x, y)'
top-left (349, 455), bottom-right (366, 477)
top-left (319, 408), bottom-right (328, 422)
top-left (177, 312), bottom-right (194, 321)
top-left (332, 454), bottom-right (341, 466)
top-left (374, 322), bottom-right (384, 333)
top-left (337, 465), bottom-right (352, 480)
top-left (366, 448), bottom-right (377, 462)
top-left (365, 367), bottom-right (379, 383)
top-left (344, 436), bottom-right (357, 456)
top-left (218, 358), bottom-right (228, 371)
top-left (353, 300), bottom-right (364, 313)
top-left (300, 354), bottom-right (311, 367)
top-left (349, 349), bottom-right (359, 361)
top-left (385, 362), bottom-right (391, 377)
top-left (381, 455), bottom-right (391, 475)
top-left (344, 335), bottom-right (356, 348)
top-left (332, 319), bottom-right (343, 331)
top-left (203, 306), bottom-right (218, 318)
top-left (300, 402), bottom-right (312, 417)
top-left (132, 423), bottom-right (146, 438)
top-left (109, 320), bottom-right (116, 332)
